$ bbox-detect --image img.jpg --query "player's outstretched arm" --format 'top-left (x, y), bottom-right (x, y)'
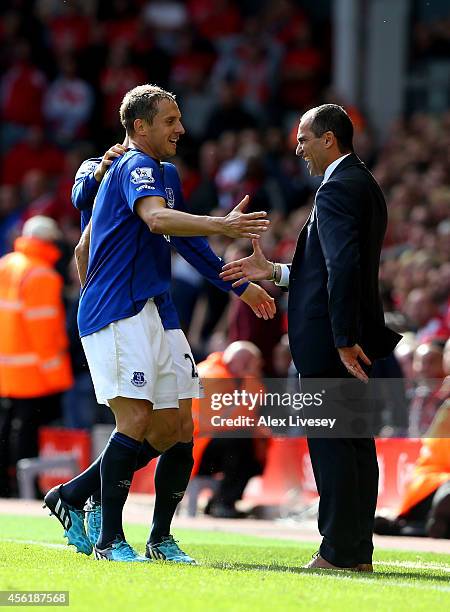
top-left (221, 239), bottom-right (274, 287)
top-left (171, 235), bottom-right (275, 318)
top-left (136, 195), bottom-right (269, 239)
top-left (74, 220), bottom-right (91, 287)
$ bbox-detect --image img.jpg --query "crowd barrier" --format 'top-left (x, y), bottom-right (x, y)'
top-left (38, 428), bottom-right (422, 511)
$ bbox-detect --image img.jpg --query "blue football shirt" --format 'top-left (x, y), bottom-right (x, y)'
top-left (74, 151), bottom-right (248, 337)
top-left (71, 157), bottom-right (102, 231)
top-left (77, 149), bottom-right (172, 337)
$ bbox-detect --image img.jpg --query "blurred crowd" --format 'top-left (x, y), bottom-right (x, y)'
top-left (0, 0), bottom-right (449, 445)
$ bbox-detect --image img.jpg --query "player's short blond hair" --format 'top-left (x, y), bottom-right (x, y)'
top-left (119, 84), bottom-right (176, 134)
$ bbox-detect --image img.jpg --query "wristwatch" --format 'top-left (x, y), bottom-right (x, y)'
top-left (269, 262), bottom-right (281, 283)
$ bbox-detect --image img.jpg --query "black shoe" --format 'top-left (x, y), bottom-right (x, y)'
top-left (373, 516), bottom-right (403, 536)
top-left (426, 491), bottom-right (450, 539)
top-left (399, 522), bottom-right (427, 537)
top-left (205, 502), bottom-right (247, 519)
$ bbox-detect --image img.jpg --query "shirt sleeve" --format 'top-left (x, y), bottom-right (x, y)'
top-left (275, 264), bottom-right (291, 287)
top-left (121, 155), bottom-right (167, 212)
top-left (171, 235), bottom-right (249, 296)
top-left (165, 163), bottom-right (248, 296)
top-left (71, 158), bottom-right (101, 211)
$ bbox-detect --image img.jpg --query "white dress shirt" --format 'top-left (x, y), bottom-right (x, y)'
top-left (275, 154), bottom-right (351, 287)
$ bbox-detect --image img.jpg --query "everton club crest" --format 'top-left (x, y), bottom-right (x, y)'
top-left (165, 187), bottom-right (175, 208)
top-left (131, 371), bottom-right (147, 387)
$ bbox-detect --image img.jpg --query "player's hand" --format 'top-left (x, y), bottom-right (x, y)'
top-left (337, 344), bottom-right (371, 383)
top-left (222, 195), bottom-right (270, 239)
top-left (220, 239), bottom-right (273, 288)
top-left (94, 143), bottom-right (127, 182)
top-left (239, 282), bottom-right (276, 320)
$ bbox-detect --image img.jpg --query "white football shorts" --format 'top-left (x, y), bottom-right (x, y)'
top-left (164, 328), bottom-right (201, 400)
top-left (81, 299), bottom-right (178, 409)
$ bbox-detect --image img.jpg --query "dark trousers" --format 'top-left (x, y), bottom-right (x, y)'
top-left (304, 363), bottom-right (378, 567)
top-left (0, 394), bottom-right (61, 497)
top-left (307, 436), bottom-right (378, 566)
top-left (197, 437), bottom-right (263, 507)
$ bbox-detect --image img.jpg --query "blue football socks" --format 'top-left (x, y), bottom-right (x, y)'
top-left (149, 440), bottom-right (194, 544)
top-left (96, 431), bottom-right (141, 549)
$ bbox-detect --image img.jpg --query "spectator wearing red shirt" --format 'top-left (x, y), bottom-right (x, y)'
top-left (43, 55), bottom-right (94, 146)
top-left (20, 170), bottom-right (64, 224)
top-left (2, 127), bottom-right (64, 187)
top-left (409, 342), bottom-right (447, 435)
top-left (45, 2), bottom-right (92, 54)
top-left (188, 0), bottom-right (241, 43)
top-left (100, 41), bottom-right (146, 135)
top-left (169, 27), bottom-right (216, 91)
top-left (1, 40), bottom-right (46, 149)
top-left (404, 288), bottom-right (449, 343)
top-left (279, 20), bottom-right (323, 111)
top-left (101, 0), bottom-right (139, 47)
top-left (264, 0), bottom-right (308, 46)
top-left (211, 18), bottom-right (281, 122)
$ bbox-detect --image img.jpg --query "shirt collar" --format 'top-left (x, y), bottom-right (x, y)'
top-left (322, 153), bottom-right (351, 184)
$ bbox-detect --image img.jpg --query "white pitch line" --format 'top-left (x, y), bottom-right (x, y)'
top-left (1, 538), bottom-right (68, 550)
top-left (374, 560), bottom-right (450, 573)
top-left (2, 538), bottom-right (450, 593)
top-left (315, 573), bottom-right (450, 593)
top-left (2, 538), bottom-right (450, 573)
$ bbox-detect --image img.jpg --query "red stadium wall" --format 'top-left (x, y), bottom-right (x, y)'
top-left (38, 430), bottom-right (421, 511)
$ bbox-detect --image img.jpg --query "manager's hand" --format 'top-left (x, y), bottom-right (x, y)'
top-left (239, 282), bottom-right (276, 320)
top-left (337, 344), bottom-right (371, 383)
top-left (221, 239), bottom-right (273, 287)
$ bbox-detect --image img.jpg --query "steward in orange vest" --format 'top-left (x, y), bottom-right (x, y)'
top-left (397, 399), bottom-right (450, 539)
top-left (191, 342), bottom-right (268, 518)
top-left (0, 221), bottom-right (73, 397)
top-left (192, 346), bottom-right (265, 476)
top-left (375, 398), bottom-right (450, 538)
top-left (0, 216), bottom-right (73, 497)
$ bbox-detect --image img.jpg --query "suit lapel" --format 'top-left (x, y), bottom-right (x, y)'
top-left (292, 155), bottom-right (362, 264)
top-left (292, 202), bottom-right (315, 266)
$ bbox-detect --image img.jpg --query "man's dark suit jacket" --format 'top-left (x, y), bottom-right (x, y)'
top-left (287, 153), bottom-right (401, 376)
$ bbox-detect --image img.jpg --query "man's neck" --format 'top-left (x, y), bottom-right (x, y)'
top-left (324, 151), bottom-right (350, 171)
top-left (322, 152), bottom-right (352, 180)
top-left (129, 137), bottom-right (160, 160)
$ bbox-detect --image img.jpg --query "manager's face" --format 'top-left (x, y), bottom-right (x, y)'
top-left (142, 98), bottom-right (185, 160)
top-left (295, 116), bottom-right (327, 176)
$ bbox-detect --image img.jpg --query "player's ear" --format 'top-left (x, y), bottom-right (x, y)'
top-left (133, 118), bottom-right (146, 135)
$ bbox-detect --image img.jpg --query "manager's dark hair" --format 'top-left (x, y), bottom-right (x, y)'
top-left (309, 104), bottom-right (354, 153)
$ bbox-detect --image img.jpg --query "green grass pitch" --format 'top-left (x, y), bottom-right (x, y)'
top-left (0, 514), bottom-right (449, 611)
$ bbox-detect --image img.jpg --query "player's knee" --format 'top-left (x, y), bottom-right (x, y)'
top-left (123, 405), bottom-right (152, 440)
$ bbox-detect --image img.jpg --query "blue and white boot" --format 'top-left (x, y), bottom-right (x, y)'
top-left (94, 538), bottom-right (150, 562)
top-left (146, 536), bottom-right (196, 564)
top-left (43, 485), bottom-right (92, 555)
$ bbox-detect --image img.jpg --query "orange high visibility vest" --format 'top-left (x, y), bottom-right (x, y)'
top-left (191, 352), bottom-right (264, 476)
top-left (0, 236), bottom-right (73, 398)
top-left (398, 429), bottom-right (450, 516)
